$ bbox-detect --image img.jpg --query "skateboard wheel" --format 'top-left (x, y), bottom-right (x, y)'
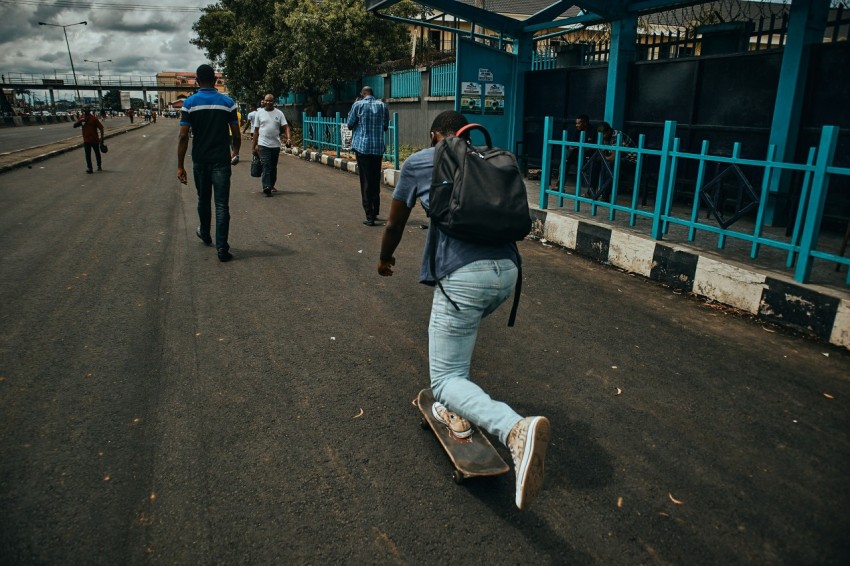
top-left (419, 418), bottom-right (429, 430)
top-left (452, 470), bottom-right (465, 484)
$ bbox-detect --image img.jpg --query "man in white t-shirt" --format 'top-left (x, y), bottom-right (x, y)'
top-left (252, 94), bottom-right (291, 197)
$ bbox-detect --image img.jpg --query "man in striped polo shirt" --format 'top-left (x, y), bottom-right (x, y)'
top-left (177, 64), bottom-right (241, 262)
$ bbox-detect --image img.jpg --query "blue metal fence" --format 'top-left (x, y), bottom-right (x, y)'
top-left (390, 69), bottom-right (421, 98)
top-left (301, 111), bottom-right (400, 169)
top-left (538, 118), bottom-right (850, 284)
top-left (430, 63), bottom-right (456, 96)
top-left (531, 47), bottom-right (558, 70)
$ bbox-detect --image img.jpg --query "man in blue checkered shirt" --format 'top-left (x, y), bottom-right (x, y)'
top-left (347, 86), bottom-right (389, 226)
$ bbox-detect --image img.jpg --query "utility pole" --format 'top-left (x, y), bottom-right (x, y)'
top-left (38, 21), bottom-right (87, 106)
top-left (84, 58), bottom-right (111, 114)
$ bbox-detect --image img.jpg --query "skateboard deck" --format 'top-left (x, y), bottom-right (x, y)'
top-left (416, 388), bottom-right (510, 483)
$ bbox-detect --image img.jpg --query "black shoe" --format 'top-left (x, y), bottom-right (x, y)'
top-left (363, 219), bottom-right (376, 226)
top-left (97, 166), bottom-right (102, 171)
top-left (217, 249), bottom-right (233, 262)
top-left (263, 188), bottom-right (272, 197)
top-left (196, 228), bottom-right (212, 246)
top-left (86, 169), bottom-right (93, 174)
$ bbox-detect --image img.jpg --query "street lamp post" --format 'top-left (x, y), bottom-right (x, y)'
top-left (38, 21), bottom-right (87, 107)
top-left (84, 58), bottom-right (111, 114)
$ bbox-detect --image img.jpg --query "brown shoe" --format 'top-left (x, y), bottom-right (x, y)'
top-left (507, 416), bottom-right (550, 509)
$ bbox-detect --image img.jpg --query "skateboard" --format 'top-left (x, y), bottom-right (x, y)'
top-left (415, 388), bottom-right (510, 484)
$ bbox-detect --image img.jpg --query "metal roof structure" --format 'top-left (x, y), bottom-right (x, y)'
top-left (365, 1), bottom-right (832, 226)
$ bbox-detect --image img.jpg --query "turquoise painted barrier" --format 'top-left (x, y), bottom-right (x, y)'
top-left (539, 118), bottom-right (850, 284)
top-left (302, 111), bottom-right (399, 169)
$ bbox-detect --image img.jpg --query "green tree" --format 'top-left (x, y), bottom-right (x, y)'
top-left (102, 89), bottom-right (121, 110)
top-left (193, 0), bottom-right (415, 111)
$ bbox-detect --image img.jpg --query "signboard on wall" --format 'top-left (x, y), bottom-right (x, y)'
top-left (455, 38), bottom-right (517, 150)
top-left (460, 82), bottom-right (482, 114)
top-left (120, 91), bottom-right (131, 110)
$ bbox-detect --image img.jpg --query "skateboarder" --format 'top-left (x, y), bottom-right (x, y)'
top-left (377, 111), bottom-right (550, 510)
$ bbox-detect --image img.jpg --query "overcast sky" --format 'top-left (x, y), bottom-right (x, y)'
top-left (0, 0), bottom-right (211, 79)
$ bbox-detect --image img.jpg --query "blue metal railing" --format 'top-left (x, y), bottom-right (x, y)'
top-left (391, 69), bottom-right (421, 98)
top-left (301, 111), bottom-right (400, 169)
top-left (430, 63), bottom-right (456, 97)
top-left (538, 118), bottom-right (850, 284)
top-left (532, 47), bottom-right (558, 70)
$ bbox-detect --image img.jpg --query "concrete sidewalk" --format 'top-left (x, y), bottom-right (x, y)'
top-left (288, 145), bottom-right (850, 351)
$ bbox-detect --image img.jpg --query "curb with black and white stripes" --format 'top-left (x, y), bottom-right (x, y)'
top-left (535, 209), bottom-right (850, 350)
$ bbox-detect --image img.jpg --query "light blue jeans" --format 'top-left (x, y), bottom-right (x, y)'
top-left (429, 259), bottom-right (522, 445)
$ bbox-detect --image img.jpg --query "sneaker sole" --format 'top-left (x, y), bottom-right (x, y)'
top-left (516, 416), bottom-right (551, 510)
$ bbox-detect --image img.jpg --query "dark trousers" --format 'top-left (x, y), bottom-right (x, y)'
top-left (355, 151), bottom-right (383, 220)
top-left (258, 146), bottom-right (281, 190)
top-left (193, 161), bottom-right (231, 251)
top-left (83, 142), bottom-right (102, 171)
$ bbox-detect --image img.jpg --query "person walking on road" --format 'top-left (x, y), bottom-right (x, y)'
top-left (242, 102), bottom-right (258, 136)
top-left (252, 94), bottom-right (291, 197)
top-left (176, 64), bottom-right (241, 262)
top-left (72, 106), bottom-right (105, 174)
top-left (376, 110), bottom-right (550, 510)
top-left (346, 86), bottom-right (389, 226)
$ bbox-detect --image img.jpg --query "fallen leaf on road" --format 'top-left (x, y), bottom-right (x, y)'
top-left (615, 388), bottom-right (623, 396)
top-left (617, 497), bottom-right (623, 508)
top-left (668, 493), bottom-right (685, 505)
top-left (822, 353), bottom-right (830, 357)
top-left (824, 393), bottom-right (834, 399)
top-left (353, 408), bottom-right (364, 419)
top-left (761, 325), bottom-right (776, 333)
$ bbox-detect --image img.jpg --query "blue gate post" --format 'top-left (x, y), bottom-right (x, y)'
top-left (302, 111), bottom-right (308, 149)
top-left (652, 121), bottom-right (677, 240)
top-left (539, 116), bottom-right (554, 210)
top-left (335, 112), bottom-right (341, 159)
top-left (392, 112), bottom-right (400, 170)
top-left (794, 125), bottom-right (839, 283)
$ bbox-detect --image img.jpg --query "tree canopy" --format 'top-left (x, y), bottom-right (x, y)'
top-left (192, 0), bottom-right (417, 109)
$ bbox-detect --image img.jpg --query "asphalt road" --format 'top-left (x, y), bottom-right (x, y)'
top-left (0, 117), bottom-right (145, 154)
top-left (1, 122), bottom-right (849, 564)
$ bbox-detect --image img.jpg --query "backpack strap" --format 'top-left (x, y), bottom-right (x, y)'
top-left (428, 224), bottom-right (460, 312)
top-left (507, 254), bottom-right (522, 327)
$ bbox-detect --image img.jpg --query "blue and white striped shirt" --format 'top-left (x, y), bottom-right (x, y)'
top-left (346, 96), bottom-right (389, 156)
top-left (180, 88), bottom-right (239, 164)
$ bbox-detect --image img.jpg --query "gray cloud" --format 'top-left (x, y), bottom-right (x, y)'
top-left (0, 1), bottom-right (208, 77)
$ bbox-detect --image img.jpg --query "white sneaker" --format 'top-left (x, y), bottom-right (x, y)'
top-left (507, 416), bottom-right (551, 510)
top-left (432, 401), bottom-right (473, 438)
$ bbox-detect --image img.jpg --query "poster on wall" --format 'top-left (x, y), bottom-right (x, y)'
top-left (483, 83), bottom-right (505, 115)
top-left (460, 81), bottom-right (483, 114)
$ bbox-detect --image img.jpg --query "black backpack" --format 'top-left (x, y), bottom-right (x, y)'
top-left (428, 123), bottom-right (531, 326)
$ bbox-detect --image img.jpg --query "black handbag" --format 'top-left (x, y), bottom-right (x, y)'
top-left (250, 155), bottom-right (262, 177)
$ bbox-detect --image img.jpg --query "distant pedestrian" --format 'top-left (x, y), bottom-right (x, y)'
top-left (177, 63), bottom-right (241, 262)
top-left (346, 86), bottom-right (389, 226)
top-left (72, 106), bottom-right (105, 173)
top-left (251, 94), bottom-right (291, 197)
top-left (242, 103), bottom-right (257, 137)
